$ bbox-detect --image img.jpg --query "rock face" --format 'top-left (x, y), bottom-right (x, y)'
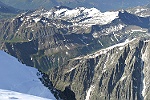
top-left (49, 39), bottom-right (150, 100)
top-left (0, 6), bottom-right (150, 100)
top-left (3, 37), bottom-right (150, 100)
top-left (141, 41), bottom-right (150, 100)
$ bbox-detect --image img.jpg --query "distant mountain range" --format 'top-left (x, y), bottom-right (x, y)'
top-left (0, 0), bottom-right (150, 11)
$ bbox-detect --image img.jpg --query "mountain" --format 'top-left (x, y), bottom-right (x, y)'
top-left (49, 38), bottom-right (150, 100)
top-left (127, 4), bottom-right (150, 17)
top-left (0, 0), bottom-right (150, 12)
top-left (0, 50), bottom-right (56, 100)
top-left (0, 6), bottom-right (150, 100)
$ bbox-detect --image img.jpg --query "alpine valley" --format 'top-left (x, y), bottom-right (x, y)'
top-left (0, 2), bottom-right (150, 100)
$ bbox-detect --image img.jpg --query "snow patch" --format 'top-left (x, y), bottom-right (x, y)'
top-left (98, 40), bottom-right (103, 46)
top-left (111, 37), bottom-right (114, 41)
top-left (114, 34), bottom-right (119, 41)
top-left (66, 52), bottom-right (69, 55)
top-left (33, 17), bottom-right (41, 23)
top-left (135, 8), bottom-right (147, 14)
top-left (85, 85), bottom-right (95, 100)
top-left (120, 76), bottom-right (127, 81)
top-left (119, 47), bottom-right (124, 50)
top-left (92, 32), bottom-right (99, 38)
top-left (65, 45), bottom-right (70, 50)
top-left (66, 65), bottom-right (79, 73)
top-left (0, 89), bottom-right (52, 100)
top-left (131, 29), bottom-right (147, 33)
top-left (54, 8), bottom-right (67, 15)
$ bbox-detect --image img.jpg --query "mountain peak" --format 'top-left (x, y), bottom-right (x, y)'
top-left (21, 7), bottom-right (119, 27)
top-left (54, 6), bottom-right (72, 10)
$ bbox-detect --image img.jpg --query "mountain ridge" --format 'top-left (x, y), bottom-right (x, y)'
top-left (0, 5), bottom-right (150, 100)
top-left (0, 0), bottom-right (150, 12)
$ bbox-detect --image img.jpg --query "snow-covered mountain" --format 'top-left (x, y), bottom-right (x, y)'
top-left (1, 6), bottom-right (150, 74)
top-left (127, 5), bottom-right (150, 17)
top-left (11, 6), bottom-right (149, 35)
top-left (0, 0), bottom-right (150, 12)
top-left (18, 6), bottom-right (119, 28)
top-left (0, 50), bottom-right (56, 100)
top-left (1, 6), bottom-right (148, 44)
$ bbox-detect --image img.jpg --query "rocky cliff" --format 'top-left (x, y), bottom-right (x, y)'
top-left (49, 39), bottom-right (150, 100)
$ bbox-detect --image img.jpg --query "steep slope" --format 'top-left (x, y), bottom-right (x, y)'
top-left (49, 38), bottom-right (150, 100)
top-left (0, 50), bottom-right (56, 100)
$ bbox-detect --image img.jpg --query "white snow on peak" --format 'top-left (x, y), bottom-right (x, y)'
top-left (54, 8), bottom-right (68, 15)
top-left (64, 8), bottom-right (81, 17)
top-left (21, 7), bottom-right (119, 27)
top-left (0, 89), bottom-right (52, 100)
top-left (100, 24), bottom-right (125, 34)
top-left (33, 17), bottom-right (41, 23)
top-left (120, 75), bottom-right (127, 81)
top-left (76, 8), bottom-right (119, 25)
top-left (0, 50), bottom-right (56, 100)
top-left (64, 7), bottom-right (118, 25)
top-left (127, 7), bottom-right (150, 17)
top-left (134, 8), bottom-right (145, 14)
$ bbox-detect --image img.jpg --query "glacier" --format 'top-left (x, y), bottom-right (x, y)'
top-left (0, 50), bottom-right (56, 100)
